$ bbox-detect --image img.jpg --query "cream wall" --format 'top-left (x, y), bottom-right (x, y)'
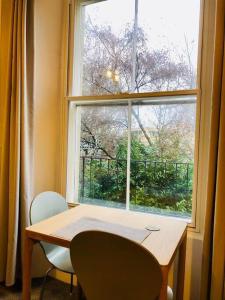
top-left (33, 0), bottom-right (65, 196)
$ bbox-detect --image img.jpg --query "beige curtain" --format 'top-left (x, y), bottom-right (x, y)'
top-left (201, 1), bottom-right (225, 299)
top-left (0, 0), bottom-right (34, 286)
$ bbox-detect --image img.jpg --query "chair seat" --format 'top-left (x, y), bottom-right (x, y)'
top-left (46, 245), bottom-right (74, 274)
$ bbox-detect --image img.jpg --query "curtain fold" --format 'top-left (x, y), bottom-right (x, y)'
top-left (0, 0), bottom-right (33, 286)
top-left (201, 0), bottom-right (225, 299)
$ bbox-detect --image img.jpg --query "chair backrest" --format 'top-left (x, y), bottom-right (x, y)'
top-left (30, 191), bottom-right (68, 256)
top-left (70, 230), bottom-right (162, 300)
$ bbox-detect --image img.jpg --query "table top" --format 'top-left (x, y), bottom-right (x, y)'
top-left (26, 204), bottom-right (187, 267)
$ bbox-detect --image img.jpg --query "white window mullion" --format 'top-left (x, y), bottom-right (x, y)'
top-left (126, 100), bottom-right (132, 210)
top-left (74, 106), bottom-right (81, 202)
top-left (66, 104), bottom-right (81, 203)
top-left (66, 103), bottom-right (77, 202)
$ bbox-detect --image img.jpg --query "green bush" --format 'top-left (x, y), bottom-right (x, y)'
top-left (79, 139), bottom-right (193, 214)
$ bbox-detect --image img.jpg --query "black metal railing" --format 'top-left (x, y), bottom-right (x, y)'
top-left (79, 156), bottom-right (194, 209)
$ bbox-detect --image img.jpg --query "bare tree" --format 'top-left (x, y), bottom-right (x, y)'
top-left (79, 20), bottom-right (196, 161)
top-left (82, 21), bottom-right (195, 95)
top-left (80, 106), bottom-right (128, 159)
top-left (151, 104), bottom-right (195, 161)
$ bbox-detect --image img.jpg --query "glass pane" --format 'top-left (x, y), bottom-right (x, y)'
top-left (130, 96), bottom-right (196, 218)
top-left (77, 105), bottom-right (128, 209)
top-left (138, 0), bottom-right (200, 92)
top-left (74, 0), bottom-right (200, 95)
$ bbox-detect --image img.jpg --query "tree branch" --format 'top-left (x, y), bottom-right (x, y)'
top-left (131, 108), bottom-right (152, 146)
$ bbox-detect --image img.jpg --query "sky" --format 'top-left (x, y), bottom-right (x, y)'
top-left (85, 0), bottom-right (201, 66)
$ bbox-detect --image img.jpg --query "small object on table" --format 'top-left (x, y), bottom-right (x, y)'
top-left (145, 225), bottom-right (160, 231)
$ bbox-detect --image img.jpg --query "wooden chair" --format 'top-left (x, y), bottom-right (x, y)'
top-left (70, 230), bottom-right (163, 300)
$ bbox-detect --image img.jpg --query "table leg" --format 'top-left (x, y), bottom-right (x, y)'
top-left (159, 266), bottom-right (169, 300)
top-left (22, 232), bottom-right (34, 300)
top-left (176, 232), bottom-right (187, 300)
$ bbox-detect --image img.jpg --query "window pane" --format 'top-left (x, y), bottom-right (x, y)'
top-left (74, 0), bottom-right (200, 95)
top-left (138, 0), bottom-right (200, 92)
top-left (77, 105), bottom-right (128, 209)
top-left (130, 96), bottom-right (196, 218)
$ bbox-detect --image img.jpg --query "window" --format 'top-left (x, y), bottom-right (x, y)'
top-left (67, 0), bottom-right (201, 222)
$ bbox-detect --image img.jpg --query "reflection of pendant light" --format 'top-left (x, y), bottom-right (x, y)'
top-left (106, 69), bottom-right (120, 82)
top-left (106, 70), bottom-right (112, 78)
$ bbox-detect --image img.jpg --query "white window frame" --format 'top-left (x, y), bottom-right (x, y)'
top-left (59, 0), bottom-right (216, 232)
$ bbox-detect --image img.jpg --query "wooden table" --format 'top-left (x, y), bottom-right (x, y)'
top-left (22, 204), bottom-right (187, 300)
